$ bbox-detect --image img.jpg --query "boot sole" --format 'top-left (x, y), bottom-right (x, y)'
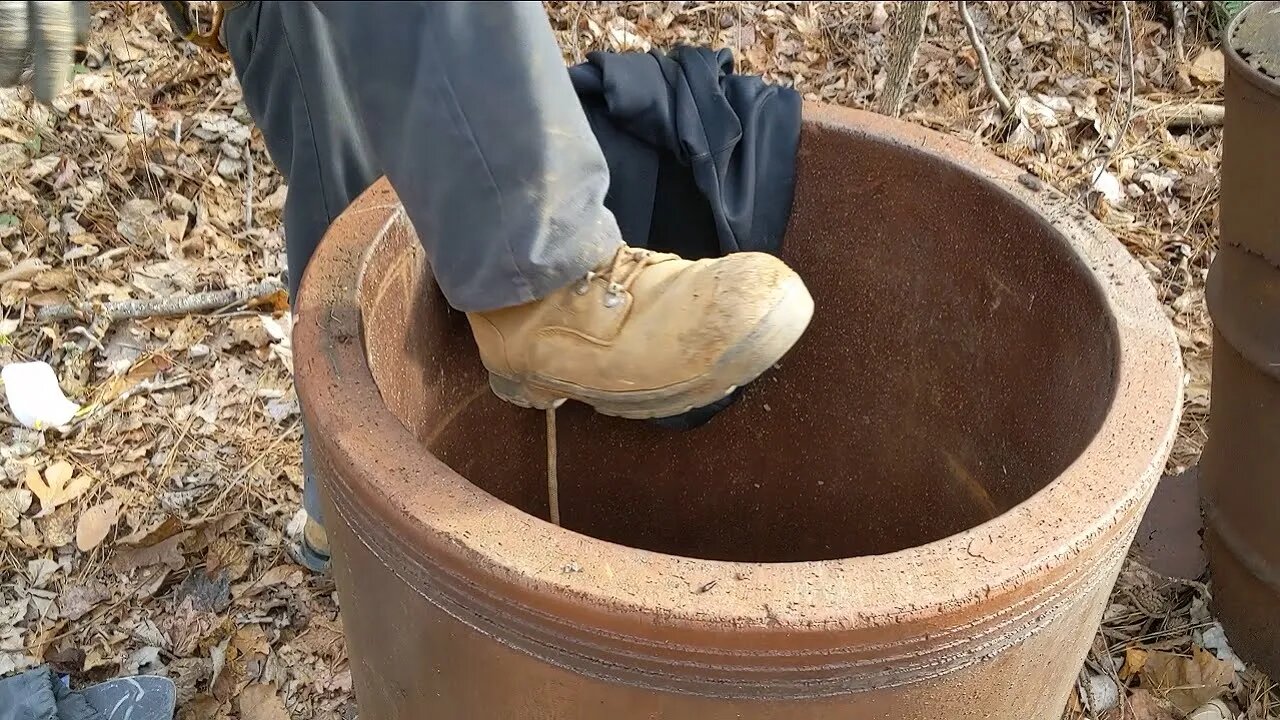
top-left (488, 275), bottom-right (815, 420)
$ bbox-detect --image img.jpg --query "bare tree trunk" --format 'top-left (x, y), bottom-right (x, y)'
top-left (878, 1), bottom-right (933, 117)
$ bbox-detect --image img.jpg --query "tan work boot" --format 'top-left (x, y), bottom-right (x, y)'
top-left (466, 244), bottom-right (814, 420)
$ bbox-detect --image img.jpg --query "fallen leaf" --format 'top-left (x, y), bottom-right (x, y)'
top-left (110, 530), bottom-right (192, 572)
top-left (1127, 689), bottom-right (1177, 720)
top-left (1121, 647), bottom-right (1150, 680)
top-left (166, 657), bottom-right (212, 706)
top-left (176, 569), bottom-right (232, 613)
top-left (1139, 647), bottom-right (1236, 714)
top-left (0, 488), bottom-right (32, 529)
top-left (180, 695), bottom-right (230, 720)
top-left (209, 634), bottom-right (232, 694)
top-left (0, 257), bottom-right (46, 284)
top-left (191, 513), bottom-right (245, 554)
top-left (26, 620), bottom-right (68, 661)
top-left (290, 615), bottom-right (346, 663)
top-left (44, 646), bottom-right (85, 674)
top-left (92, 355), bottom-right (172, 407)
top-left (82, 647), bottom-right (111, 672)
top-left (24, 461), bottom-right (93, 517)
top-left (57, 581), bottom-right (112, 621)
top-left (118, 514), bottom-right (184, 546)
top-left (246, 289), bottom-right (290, 314)
top-left (27, 558), bottom-right (60, 588)
top-left (231, 625), bottom-right (270, 658)
top-left (205, 536), bottom-right (251, 582)
top-left (238, 684), bottom-right (289, 720)
top-left (40, 503), bottom-right (76, 548)
top-left (869, 1), bottom-right (887, 32)
top-left (233, 563), bottom-right (304, 600)
top-left (25, 154), bottom-right (60, 180)
top-left (75, 499), bottom-right (122, 551)
top-left (1187, 49), bottom-right (1225, 85)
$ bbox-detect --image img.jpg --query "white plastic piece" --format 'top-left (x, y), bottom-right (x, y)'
top-left (1187, 699), bottom-right (1233, 720)
top-left (1091, 167), bottom-right (1125, 205)
top-left (1, 361), bottom-right (82, 429)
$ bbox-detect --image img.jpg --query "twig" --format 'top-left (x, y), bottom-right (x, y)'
top-left (0, 258), bottom-right (48, 285)
top-left (546, 407), bottom-right (560, 527)
top-left (1117, 2), bottom-right (1137, 152)
top-left (244, 145), bottom-right (254, 229)
top-left (1079, 1), bottom-right (1136, 203)
top-left (1168, 0), bottom-right (1188, 64)
top-left (570, 2), bottom-right (587, 64)
top-left (958, 1), bottom-right (1013, 117)
top-left (877, 0), bottom-right (932, 117)
top-left (36, 279), bottom-right (285, 323)
top-left (1136, 98), bottom-right (1225, 127)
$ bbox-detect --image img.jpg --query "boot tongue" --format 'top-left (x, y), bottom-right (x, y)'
top-left (596, 247), bottom-right (676, 291)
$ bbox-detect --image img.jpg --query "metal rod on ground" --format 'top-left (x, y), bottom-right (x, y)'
top-left (546, 407), bottom-right (560, 526)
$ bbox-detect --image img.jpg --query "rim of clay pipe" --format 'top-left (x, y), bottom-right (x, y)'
top-left (294, 103), bottom-right (1183, 647)
top-left (1224, 0), bottom-right (1280, 98)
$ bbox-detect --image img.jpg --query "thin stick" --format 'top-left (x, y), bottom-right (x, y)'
top-left (958, 1), bottom-right (1013, 117)
top-left (1136, 99), bottom-right (1225, 128)
top-left (1079, 1), bottom-right (1136, 203)
top-left (244, 145), bottom-right (255, 229)
top-left (1168, 0), bottom-right (1187, 64)
top-left (36, 279), bottom-right (284, 323)
top-left (546, 407), bottom-right (560, 526)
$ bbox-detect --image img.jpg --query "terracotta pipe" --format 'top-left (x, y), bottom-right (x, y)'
top-left (293, 103), bottom-right (1182, 719)
top-left (1202, 0), bottom-right (1280, 680)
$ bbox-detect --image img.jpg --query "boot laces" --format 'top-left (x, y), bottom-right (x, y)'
top-left (574, 246), bottom-right (671, 308)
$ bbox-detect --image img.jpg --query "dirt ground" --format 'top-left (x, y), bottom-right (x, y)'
top-left (0, 2), bottom-right (1274, 718)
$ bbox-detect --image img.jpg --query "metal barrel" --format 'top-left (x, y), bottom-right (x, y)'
top-left (1202, 0), bottom-right (1280, 679)
top-left (294, 104), bottom-right (1182, 719)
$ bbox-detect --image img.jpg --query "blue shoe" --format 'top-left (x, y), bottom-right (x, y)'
top-left (81, 675), bottom-right (176, 720)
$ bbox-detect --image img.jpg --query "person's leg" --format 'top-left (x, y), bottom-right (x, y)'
top-left (220, 1), bottom-right (814, 568)
top-left (301, 1), bottom-right (815, 419)
top-left (222, 1), bottom-right (388, 572)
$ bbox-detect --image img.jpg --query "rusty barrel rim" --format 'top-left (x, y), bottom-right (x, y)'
top-left (294, 103), bottom-right (1183, 690)
top-left (1224, 0), bottom-right (1280, 98)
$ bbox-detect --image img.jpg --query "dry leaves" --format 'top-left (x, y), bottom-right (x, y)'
top-left (1138, 647), bottom-right (1237, 714)
top-left (1187, 49), bottom-right (1225, 85)
top-left (1127, 689), bottom-right (1178, 720)
top-left (238, 684), bottom-right (290, 720)
top-left (24, 460), bottom-right (93, 516)
top-left (75, 498), bottom-right (121, 551)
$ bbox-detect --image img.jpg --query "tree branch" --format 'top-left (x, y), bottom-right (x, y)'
top-left (1137, 98), bottom-right (1225, 127)
top-left (958, 1), bottom-right (1013, 117)
top-left (36, 279), bottom-right (286, 323)
top-left (877, 1), bottom-right (932, 117)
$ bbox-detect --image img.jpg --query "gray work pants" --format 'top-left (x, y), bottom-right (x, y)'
top-left (221, 2), bottom-right (624, 525)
